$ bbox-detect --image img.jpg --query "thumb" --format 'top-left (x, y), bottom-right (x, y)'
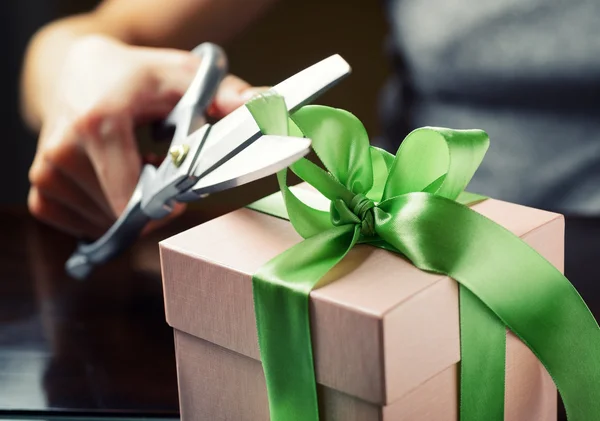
top-left (133, 47), bottom-right (267, 120)
top-left (133, 47), bottom-right (201, 119)
top-left (210, 75), bottom-right (269, 118)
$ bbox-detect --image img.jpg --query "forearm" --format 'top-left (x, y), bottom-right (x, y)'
top-left (20, 0), bottom-right (278, 131)
top-left (96, 0), bottom-right (279, 49)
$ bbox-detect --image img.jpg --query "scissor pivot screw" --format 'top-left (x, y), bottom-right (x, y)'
top-left (169, 144), bottom-right (190, 167)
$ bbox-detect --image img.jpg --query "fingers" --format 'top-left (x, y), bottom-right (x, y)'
top-left (134, 48), bottom-right (268, 120)
top-left (30, 117), bottom-right (118, 239)
top-left (210, 74), bottom-right (269, 118)
top-left (28, 188), bottom-right (105, 239)
top-left (28, 38), bottom-right (266, 244)
top-left (40, 115), bottom-right (114, 217)
top-left (27, 40), bottom-right (197, 240)
top-left (29, 158), bottom-right (114, 228)
top-left (80, 115), bottom-right (142, 217)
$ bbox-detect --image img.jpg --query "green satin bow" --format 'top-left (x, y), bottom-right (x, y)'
top-left (246, 93), bottom-right (600, 421)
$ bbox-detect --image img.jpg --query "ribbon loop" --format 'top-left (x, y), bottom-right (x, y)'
top-left (382, 127), bottom-right (490, 201)
top-left (290, 105), bottom-right (374, 194)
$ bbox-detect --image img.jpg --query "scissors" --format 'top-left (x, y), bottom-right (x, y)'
top-left (65, 43), bottom-right (351, 280)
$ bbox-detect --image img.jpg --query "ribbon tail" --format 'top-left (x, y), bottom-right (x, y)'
top-left (252, 224), bottom-right (361, 421)
top-left (460, 286), bottom-right (506, 421)
top-left (375, 192), bottom-right (600, 421)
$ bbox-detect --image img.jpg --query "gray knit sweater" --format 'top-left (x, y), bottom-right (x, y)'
top-left (380, 0), bottom-right (600, 215)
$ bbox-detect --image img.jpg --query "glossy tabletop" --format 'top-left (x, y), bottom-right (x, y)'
top-left (0, 176), bottom-right (598, 421)
top-left (0, 179), bottom-right (278, 420)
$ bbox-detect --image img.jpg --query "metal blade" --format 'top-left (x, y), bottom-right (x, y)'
top-left (189, 54), bottom-right (351, 180)
top-left (175, 135), bottom-right (311, 202)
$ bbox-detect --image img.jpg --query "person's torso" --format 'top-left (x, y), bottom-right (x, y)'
top-left (381, 0), bottom-right (600, 215)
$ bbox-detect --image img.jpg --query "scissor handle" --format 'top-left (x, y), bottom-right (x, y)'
top-left (165, 43), bottom-right (228, 143)
top-left (66, 44), bottom-right (228, 279)
top-left (65, 166), bottom-right (157, 280)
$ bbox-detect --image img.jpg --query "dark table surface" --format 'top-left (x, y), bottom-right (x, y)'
top-left (0, 180), bottom-right (598, 421)
top-left (0, 209), bottom-right (182, 420)
top-left (0, 180), bottom-right (279, 421)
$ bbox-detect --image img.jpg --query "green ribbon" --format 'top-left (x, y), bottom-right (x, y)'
top-left (246, 94), bottom-right (600, 421)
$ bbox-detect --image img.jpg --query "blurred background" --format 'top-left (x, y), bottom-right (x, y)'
top-left (1, 0), bottom-right (390, 205)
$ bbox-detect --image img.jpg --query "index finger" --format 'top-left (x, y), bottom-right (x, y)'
top-left (83, 116), bottom-right (142, 217)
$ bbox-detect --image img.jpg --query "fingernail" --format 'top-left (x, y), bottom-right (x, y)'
top-left (240, 90), bottom-right (257, 102)
top-left (99, 118), bottom-right (117, 138)
top-left (240, 88), bottom-right (266, 102)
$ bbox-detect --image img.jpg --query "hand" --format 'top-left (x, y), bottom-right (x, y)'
top-left (28, 35), bottom-right (263, 239)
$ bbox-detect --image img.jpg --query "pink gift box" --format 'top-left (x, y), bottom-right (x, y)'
top-left (159, 187), bottom-right (560, 420)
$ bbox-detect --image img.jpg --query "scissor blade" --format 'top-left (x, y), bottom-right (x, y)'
top-left (175, 135), bottom-right (311, 201)
top-left (190, 54), bottom-right (351, 179)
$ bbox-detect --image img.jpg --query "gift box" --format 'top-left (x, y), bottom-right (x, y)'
top-left (159, 183), bottom-right (561, 421)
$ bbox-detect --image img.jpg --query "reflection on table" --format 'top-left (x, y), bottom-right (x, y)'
top-left (0, 177), bottom-right (278, 418)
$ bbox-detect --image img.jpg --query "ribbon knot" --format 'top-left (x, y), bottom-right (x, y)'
top-left (351, 193), bottom-right (376, 237)
top-left (329, 194), bottom-right (376, 237)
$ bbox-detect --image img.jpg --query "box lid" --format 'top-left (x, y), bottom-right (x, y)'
top-left (159, 187), bottom-right (564, 405)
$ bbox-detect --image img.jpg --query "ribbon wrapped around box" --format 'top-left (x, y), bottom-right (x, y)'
top-left (159, 94), bottom-right (600, 421)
